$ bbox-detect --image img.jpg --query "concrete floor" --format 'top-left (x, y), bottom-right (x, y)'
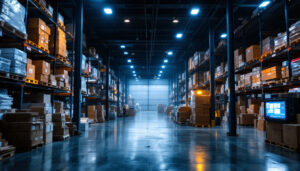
top-left (1, 111), bottom-right (300, 171)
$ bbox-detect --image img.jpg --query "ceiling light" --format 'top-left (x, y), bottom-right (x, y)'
top-left (124, 51), bottom-right (128, 55)
top-left (167, 51), bottom-right (173, 55)
top-left (176, 33), bottom-right (183, 39)
top-left (172, 19), bottom-right (179, 23)
top-left (158, 74), bottom-right (161, 77)
top-left (220, 33), bottom-right (227, 38)
top-left (120, 45), bottom-right (126, 49)
top-left (190, 8), bottom-right (200, 16)
top-left (161, 65), bottom-right (166, 69)
top-left (127, 59), bottom-right (132, 63)
top-left (159, 71), bottom-right (163, 73)
top-left (259, 1), bottom-right (271, 8)
top-left (103, 8), bottom-right (113, 15)
top-left (164, 59), bottom-right (168, 63)
top-left (124, 19), bottom-right (130, 23)
top-left (130, 65), bottom-right (134, 69)
top-left (133, 74), bottom-right (136, 77)
top-left (132, 71), bottom-right (136, 73)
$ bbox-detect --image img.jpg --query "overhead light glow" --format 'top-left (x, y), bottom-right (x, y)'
top-left (158, 74), bottom-right (161, 77)
top-left (103, 8), bottom-right (113, 15)
top-left (130, 65), bottom-right (134, 69)
top-left (132, 71), bottom-right (136, 73)
top-left (259, 1), bottom-right (271, 8)
top-left (190, 8), bottom-right (200, 16)
top-left (120, 45), bottom-right (126, 49)
top-left (167, 51), bottom-right (173, 55)
top-left (220, 33), bottom-right (227, 38)
top-left (176, 33), bottom-right (183, 39)
top-left (161, 65), bottom-right (166, 69)
top-left (124, 51), bottom-right (128, 55)
top-left (127, 59), bottom-right (132, 63)
top-left (133, 74), bottom-right (137, 77)
top-left (172, 19), bottom-right (179, 23)
top-left (164, 59), bottom-right (168, 63)
top-left (159, 71), bottom-right (163, 73)
top-left (124, 19), bottom-right (130, 23)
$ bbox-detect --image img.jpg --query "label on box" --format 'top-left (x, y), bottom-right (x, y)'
top-left (46, 63), bottom-right (49, 67)
top-left (29, 69), bottom-right (33, 74)
top-left (41, 25), bottom-right (45, 31)
top-left (45, 69), bottom-right (48, 73)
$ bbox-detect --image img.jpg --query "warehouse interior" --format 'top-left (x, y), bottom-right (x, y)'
top-left (1, 0), bottom-right (300, 170)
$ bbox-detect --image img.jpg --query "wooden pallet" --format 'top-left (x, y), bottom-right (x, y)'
top-left (39, 81), bottom-right (51, 87)
top-left (251, 85), bottom-right (262, 89)
top-left (37, 44), bottom-right (50, 54)
top-left (0, 145), bottom-right (16, 160)
top-left (291, 37), bottom-right (300, 46)
top-left (281, 144), bottom-right (300, 152)
top-left (265, 139), bottom-right (283, 147)
top-left (25, 78), bottom-right (38, 85)
top-left (0, 20), bottom-right (27, 40)
top-left (10, 74), bottom-right (25, 81)
top-left (191, 123), bottom-right (211, 128)
top-left (0, 150), bottom-right (15, 160)
top-left (53, 134), bottom-right (70, 141)
top-left (56, 55), bottom-right (69, 63)
top-left (26, 40), bottom-right (50, 54)
top-left (58, 21), bottom-right (66, 30)
top-left (261, 51), bottom-right (273, 59)
top-left (262, 79), bottom-right (280, 86)
top-left (274, 45), bottom-right (287, 53)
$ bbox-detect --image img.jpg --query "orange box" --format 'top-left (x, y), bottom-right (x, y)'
top-left (28, 18), bottom-right (51, 35)
top-left (246, 45), bottom-right (260, 63)
top-left (262, 66), bottom-right (281, 81)
top-left (32, 60), bottom-right (51, 75)
top-left (26, 63), bottom-right (35, 80)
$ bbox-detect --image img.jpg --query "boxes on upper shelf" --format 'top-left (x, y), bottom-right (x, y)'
top-left (50, 27), bottom-right (66, 58)
top-left (0, 48), bottom-right (27, 76)
top-left (28, 18), bottom-right (51, 51)
top-left (26, 58), bottom-right (35, 80)
top-left (262, 37), bottom-right (274, 56)
top-left (246, 45), bottom-right (260, 63)
top-left (291, 57), bottom-right (300, 77)
top-left (234, 48), bottom-right (245, 68)
top-left (261, 66), bottom-right (281, 81)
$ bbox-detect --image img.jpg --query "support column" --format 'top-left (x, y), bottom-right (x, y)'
top-left (226, 0), bottom-right (237, 136)
top-left (73, 0), bottom-right (83, 130)
top-left (284, 0), bottom-right (291, 81)
top-left (209, 28), bottom-right (216, 123)
top-left (105, 56), bottom-right (110, 120)
top-left (185, 60), bottom-right (189, 106)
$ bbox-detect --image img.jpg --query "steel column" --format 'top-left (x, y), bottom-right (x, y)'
top-left (226, 0), bottom-right (237, 136)
top-left (284, 0), bottom-right (291, 81)
top-left (73, 0), bottom-right (84, 130)
top-left (258, 15), bottom-right (265, 102)
top-left (209, 28), bottom-right (215, 122)
top-left (185, 60), bottom-right (189, 105)
top-left (105, 56), bottom-right (110, 120)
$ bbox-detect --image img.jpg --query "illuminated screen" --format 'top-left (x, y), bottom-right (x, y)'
top-left (265, 101), bottom-right (286, 120)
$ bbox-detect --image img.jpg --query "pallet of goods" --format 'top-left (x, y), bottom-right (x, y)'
top-left (190, 90), bottom-right (211, 127)
top-left (245, 45), bottom-right (260, 63)
top-left (2, 112), bottom-right (44, 152)
top-left (32, 60), bottom-right (51, 86)
top-left (0, 132), bottom-right (16, 160)
top-left (27, 18), bottom-right (51, 54)
top-left (174, 106), bottom-right (191, 125)
top-left (53, 112), bottom-right (70, 141)
top-left (0, 0), bottom-right (27, 39)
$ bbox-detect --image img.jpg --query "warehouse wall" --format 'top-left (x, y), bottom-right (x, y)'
top-left (129, 79), bottom-right (169, 111)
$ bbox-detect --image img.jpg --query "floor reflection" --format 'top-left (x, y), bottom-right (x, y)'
top-left (0, 111), bottom-right (300, 171)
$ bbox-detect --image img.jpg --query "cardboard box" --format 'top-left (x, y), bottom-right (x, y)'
top-left (54, 102), bottom-right (64, 114)
top-left (262, 66), bottom-right (281, 81)
top-left (28, 18), bottom-right (51, 35)
top-left (49, 74), bottom-right (57, 86)
top-left (24, 93), bottom-right (51, 103)
top-left (26, 63), bottom-right (35, 80)
top-left (36, 74), bottom-right (49, 83)
top-left (55, 69), bottom-right (68, 79)
top-left (32, 60), bottom-right (50, 75)
top-left (238, 114), bottom-right (256, 125)
top-left (266, 122), bottom-right (283, 144)
top-left (283, 124), bottom-right (300, 149)
top-left (246, 45), bottom-right (260, 63)
top-left (3, 112), bottom-right (38, 122)
top-left (52, 114), bottom-right (65, 122)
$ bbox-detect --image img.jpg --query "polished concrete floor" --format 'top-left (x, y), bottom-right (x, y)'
top-left (1, 111), bottom-right (300, 171)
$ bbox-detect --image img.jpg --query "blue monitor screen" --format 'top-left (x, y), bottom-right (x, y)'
top-left (265, 101), bottom-right (286, 120)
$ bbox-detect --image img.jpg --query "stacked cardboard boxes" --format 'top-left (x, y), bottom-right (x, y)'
top-left (26, 58), bottom-right (35, 80)
top-left (88, 105), bottom-right (97, 122)
top-left (237, 114), bottom-right (256, 126)
top-left (291, 57), bottom-right (300, 77)
top-left (266, 122), bottom-right (283, 144)
top-left (234, 49), bottom-right (245, 68)
top-left (244, 73), bottom-right (252, 88)
top-left (262, 37), bottom-right (274, 56)
top-left (190, 90), bottom-right (211, 125)
top-left (96, 105), bottom-right (105, 123)
top-left (274, 32), bottom-right (286, 51)
top-left (52, 114), bottom-right (69, 141)
top-left (2, 112), bottom-right (44, 151)
top-left (55, 68), bottom-right (69, 90)
top-left (32, 60), bottom-right (51, 84)
top-left (251, 67), bottom-right (261, 88)
top-left (281, 61), bottom-right (289, 79)
top-left (176, 106), bottom-right (191, 123)
top-left (261, 66), bottom-right (281, 81)
top-left (246, 45), bottom-right (260, 63)
top-left (247, 99), bottom-right (261, 114)
top-left (283, 124), bottom-right (300, 150)
top-left (50, 27), bottom-right (67, 57)
top-left (28, 18), bottom-right (51, 52)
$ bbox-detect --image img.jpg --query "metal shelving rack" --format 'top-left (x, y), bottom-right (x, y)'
top-left (0, 0), bottom-right (75, 116)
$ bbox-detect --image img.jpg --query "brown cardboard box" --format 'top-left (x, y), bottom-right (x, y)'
top-left (24, 93), bottom-right (51, 103)
top-left (52, 114), bottom-right (65, 122)
top-left (49, 74), bottom-right (57, 86)
top-left (96, 105), bottom-right (105, 122)
top-left (88, 105), bottom-right (97, 122)
top-left (28, 18), bottom-right (51, 35)
top-left (234, 49), bottom-right (244, 68)
top-left (246, 45), bottom-right (260, 63)
top-left (262, 37), bottom-right (274, 56)
top-left (3, 112), bottom-right (38, 122)
top-left (262, 66), bottom-right (281, 81)
top-left (36, 74), bottom-right (49, 83)
top-left (266, 122), bottom-right (283, 144)
top-left (249, 104), bottom-right (260, 114)
top-left (55, 69), bottom-right (68, 79)
top-left (32, 60), bottom-right (50, 75)
top-left (257, 119), bottom-right (266, 131)
top-left (54, 102), bottom-right (64, 114)
top-left (283, 124), bottom-right (300, 149)
top-left (26, 63), bottom-right (35, 80)
top-left (244, 73), bottom-right (252, 87)
top-left (238, 114), bottom-right (256, 125)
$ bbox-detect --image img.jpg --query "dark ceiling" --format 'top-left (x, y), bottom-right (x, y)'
top-left (58, 0), bottom-right (299, 79)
